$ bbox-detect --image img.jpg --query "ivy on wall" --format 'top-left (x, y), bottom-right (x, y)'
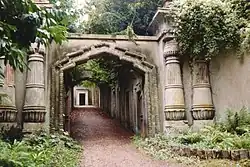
top-left (169, 0), bottom-right (250, 60)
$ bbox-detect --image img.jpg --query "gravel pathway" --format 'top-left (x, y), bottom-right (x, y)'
top-left (70, 108), bottom-right (174, 167)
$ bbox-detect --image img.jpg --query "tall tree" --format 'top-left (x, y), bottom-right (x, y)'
top-left (83, 0), bottom-right (162, 35)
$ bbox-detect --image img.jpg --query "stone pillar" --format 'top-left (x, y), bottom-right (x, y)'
top-left (65, 88), bottom-right (71, 133)
top-left (59, 70), bottom-right (64, 130)
top-left (0, 57), bottom-right (17, 123)
top-left (50, 67), bottom-right (56, 132)
top-left (111, 87), bottom-right (116, 118)
top-left (23, 44), bottom-right (46, 131)
top-left (192, 60), bottom-right (215, 120)
top-left (164, 39), bottom-right (185, 120)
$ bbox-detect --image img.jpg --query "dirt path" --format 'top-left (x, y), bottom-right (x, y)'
top-left (70, 108), bottom-right (173, 167)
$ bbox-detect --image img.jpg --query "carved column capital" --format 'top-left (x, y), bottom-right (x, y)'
top-left (163, 38), bottom-right (179, 59)
top-left (29, 42), bottom-right (46, 56)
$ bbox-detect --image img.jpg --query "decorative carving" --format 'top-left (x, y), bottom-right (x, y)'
top-left (164, 39), bottom-right (185, 120)
top-left (192, 60), bottom-right (215, 120)
top-left (0, 107), bottom-right (17, 122)
top-left (23, 106), bottom-right (46, 122)
top-left (163, 39), bottom-right (179, 58)
top-left (23, 45), bottom-right (46, 123)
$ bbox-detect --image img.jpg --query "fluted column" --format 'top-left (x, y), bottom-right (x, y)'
top-left (164, 39), bottom-right (185, 120)
top-left (192, 60), bottom-right (214, 120)
top-left (0, 57), bottom-right (17, 123)
top-left (23, 45), bottom-right (46, 126)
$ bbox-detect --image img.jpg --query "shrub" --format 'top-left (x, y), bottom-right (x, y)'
top-left (0, 131), bottom-right (81, 167)
top-left (134, 108), bottom-right (250, 154)
top-left (0, 125), bottom-right (23, 144)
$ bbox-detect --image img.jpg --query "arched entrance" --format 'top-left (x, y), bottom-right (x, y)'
top-left (50, 42), bottom-right (160, 136)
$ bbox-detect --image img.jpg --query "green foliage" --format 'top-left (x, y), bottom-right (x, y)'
top-left (178, 132), bottom-right (205, 145)
top-left (169, 0), bottom-right (243, 60)
top-left (168, 0), bottom-right (250, 61)
top-left (80, 80), bottom-right (96, 88)
top-left (0, 125), bottom-right (23, 144)
top-left (132, 134), bottom-right (199, 165)
top-left (174, 108), bottom-right (250, 150)
top-left (133, 134), bottom-right (173, 160)
top-left (72, 58), bottom-right (122, 87)
top-left (133, 135), bottom-right (249, 166)
top-left (0, 0), bottom-right (68, 72)
top-left (0, 131), bottom-right (81, 167)
top-left (82, 0), bottom-right (162, 35)
top-left (216, 107), bottom-right (250, 135)
top-left (49, 0), bottom-right (84, 32)
top-left (134, 108), bottom-right (250, 165)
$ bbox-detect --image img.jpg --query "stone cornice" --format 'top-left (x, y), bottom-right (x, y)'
top-left (67, 30), bottom-right (175, 43)
top-left (147, 7), bottom-right (170, 32)
top-left (67, 33), bottom-right (158, 41)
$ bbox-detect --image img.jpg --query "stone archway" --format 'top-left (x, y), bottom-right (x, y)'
top-left (50, 42), bottom-right (160, 136)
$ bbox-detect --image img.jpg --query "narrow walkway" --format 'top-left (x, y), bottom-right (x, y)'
top-left (70, 108), bottom-right (171, 167)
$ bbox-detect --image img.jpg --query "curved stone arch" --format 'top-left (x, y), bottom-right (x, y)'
top-left (54, 42), bottom-right (154, 72)
top-left (50, 42), bottom-right (160, 136)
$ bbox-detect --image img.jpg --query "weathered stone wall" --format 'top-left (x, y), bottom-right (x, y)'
top-left (210, 54), bottom-right (250, 118)
top-left (179, 53), bottom-right (250, 128)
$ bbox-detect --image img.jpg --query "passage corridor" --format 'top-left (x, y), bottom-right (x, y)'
top-left (70, 108), bottom-right (171, 167)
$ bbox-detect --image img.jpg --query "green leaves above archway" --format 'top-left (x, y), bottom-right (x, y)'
top-left (71, 59), bottom-right (122, 87)
top-left (170, 0), bottom-right (250, 60)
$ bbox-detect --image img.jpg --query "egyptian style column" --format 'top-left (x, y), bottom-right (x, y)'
top-left (23, 44), bottom-right (46, 130)
top-left (0, 57), bottom-right (17, 123)
top-left (192, 60), bottom-right (215, 120)
top-left (164, 39), bottom-right (185, 120)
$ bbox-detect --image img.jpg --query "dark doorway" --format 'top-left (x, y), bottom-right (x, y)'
top-left (79, 93), bottom-right (86, 105)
